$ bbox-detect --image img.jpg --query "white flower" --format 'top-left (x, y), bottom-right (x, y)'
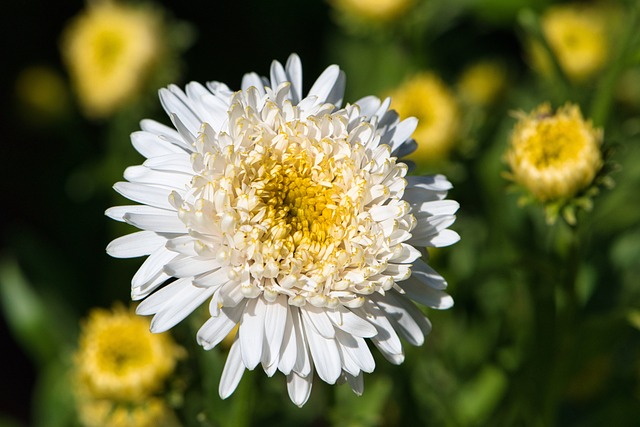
top-left (106, 54), bottom-right (459, 406)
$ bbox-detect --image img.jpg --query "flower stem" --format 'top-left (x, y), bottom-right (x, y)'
top-left (590, 4), bottom-right (640, 127)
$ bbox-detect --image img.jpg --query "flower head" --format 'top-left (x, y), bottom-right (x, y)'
top-left (331, 0), bottom-right (414, 24)
top-left (506, 103), bottom-right (603, 204)
top-left (107, 54), bottom-right (459, 406)
top-left (61, 1), bottom-right (161, 117)
top-left (74, 304), bottom-right (182, 401)
top-left (389, 73), bottom-right (459, 164)
top-left (531, 4), bottom-right (608, 82)
top-left (457, 61), bottom-right (507, 106)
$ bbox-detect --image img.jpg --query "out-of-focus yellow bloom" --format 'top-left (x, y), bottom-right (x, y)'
top-left (15, 66), bottom-right (70, 122)
top-left (77, 397), bottom-right (180, 427)
top-left (331, 0), bottom-right (413, 23)
top-left (531, 4), bottom-right (608, 82)
top-left (506, 103), bottom-right (602, 202)
top-left (390, 73), bottom-right (459, 162)
top-left (61, 1), bottom-right (161, 118)
top-left (457, 61), bottom-right (507, 106)
top-left (74, 304), bottom-right (183, 401)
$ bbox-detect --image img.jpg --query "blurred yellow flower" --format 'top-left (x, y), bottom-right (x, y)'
top-left (457, 61), bottom-right (507, 106)
top-left (531, 4), bottom-right (608, 82)
top-left (61, 1), bottom-right (161, 118)
top-left (77, 397), bottom-right (180, 427)
top-left (75, 304), bottom-right (183, 401)
top-left (390, 73), bottom-right (459, 162)
top-left (15, 66), bottom-right (70, 122)
top-left (331, 0), bottom-right (413, 23)
top-left (506, 103), bottom-right (602, 202)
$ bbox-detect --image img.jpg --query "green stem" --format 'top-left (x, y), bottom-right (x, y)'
top-left (590, 4), bottom-right (640, 127)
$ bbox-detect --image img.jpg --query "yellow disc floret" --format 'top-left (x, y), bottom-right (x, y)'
top-left (506, 103), bottom-right (603, 202)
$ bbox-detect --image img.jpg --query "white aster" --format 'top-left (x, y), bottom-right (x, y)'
top-left (106, 54), bottom-right (459, 406)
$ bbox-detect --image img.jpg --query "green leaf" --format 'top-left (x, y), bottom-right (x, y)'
top-left (0, 258), bottom-right (59, 365)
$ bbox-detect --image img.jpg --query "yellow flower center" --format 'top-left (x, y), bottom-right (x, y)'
top-left (92, 29), bottom-right (127, 74)
top-left (522, 118), bottom-right (586, 169)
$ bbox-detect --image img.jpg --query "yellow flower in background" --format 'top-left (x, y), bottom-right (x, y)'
top-left (61, 1), bottom-right (161, 118)
top-left (531, 4), bottom-right (608, 82)
top-left (457, 60), bottom-right (507, 106)
top-left (506, 103), bottom-right (602, 203)
top-left (331, 0), bottom-right (413, 23)
top-left (77, 397), bottom-right (179, 427)
top-left (15, 66), bottom-right (70, 122)
top-left (390, 73), bottom-right (459, 162)
top-left (74, 304), bottom-right (182, 401)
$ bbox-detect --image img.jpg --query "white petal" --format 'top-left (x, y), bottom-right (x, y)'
top-left (308, 65), bottom-right (341, 105)
top-left (398, 276), bottom-right (454, 309)
top-left (164, 256), bottom-right (217, 278)
top-left (197, 303), bottom-right (245, 350)
top-left (300, 304), bottom-right (335, 339)
top-left (287, 371), bottom-right (313, 407)
top-left (411, 259), bottom-right (448, 289)
top-left (262, 295), bottom-right (288, 368)
top-left (278, 305), bottom-right (301, 375)
top-left (346, 372), bottom-right (364, 396)
top-left (327, 305), bottom-right (377, 338)
top-left (124, 212), bottom-right (187, 234)
top-left (105, 205), bottom-right (171, 222)
top-left (106, 231), bottom-right (166, 258)
top-left (285, 54), bottom-right (303, 104)
top-left (219, 338), bottom-right (246, 399)
top-left (113, 182), bottom-right (173, 210)
top-left (303, 318), bottom-right (342, 384)
top-left (131, 131), bottom-right (185, 158)
top-left (143, 154), bottom-right (194, 175)
top-left (131, 246), bottom-right (178, 288)
top-left (371, 291), bottom-right (431, 346)
top-left (123, 165), bottom-right (190, 190)
top-left (239, 298), bottom-right (266, 370)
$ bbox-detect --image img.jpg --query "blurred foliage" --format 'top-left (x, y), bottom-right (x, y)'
top-left (2, 0), bottom-right (640, 426)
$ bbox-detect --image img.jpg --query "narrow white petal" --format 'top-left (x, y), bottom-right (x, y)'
top-left (303, 318), bottom-right (342, 384)
top-left (136, 277), bottom-right (192, 316)
top-left (240, 298), bottom-right (266, 370)
top-left (149, 283), bottom-right (215, 333)
top-left (308, 65), bottom-right (341, 104)
top-left (398, 276), bottom-right (454, 309)
top-left (164, 256), bottom-right (218, 278)
top-left (124, 212), bottom-right (187, 234)
top-left (371, 292), bottom-right (431, 346)
top-left (219, 338), bottom-right (246, 399)
top-left (131, 246), bottom-right (178, 288)
top-left (287, 371), bottom-right (313, 407)
top-left (113, 182), bottom-right (173, 210)
top-left (131, 131), bottom-right (184, 158)
top-left (327, 306), bottom-right (377, 338)
top-left (285, 54), bottom-right (303, 104)
top-left (300, 304), bottom-right (335, 339)
top-left (105, 205), bottom-right (170, 222)
top-left (197, 303), bottom-right (245, 350)
top-left (278, 305), bottom-right (299, 375)
top-left (346, 372), bottom-right (364, 396)
top-left (262, 295), bottom-right (288, 368)
top-left (106, 231), bottom-right (166, 259)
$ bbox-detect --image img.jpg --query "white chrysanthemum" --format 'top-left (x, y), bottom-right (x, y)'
top-left (106, 54), bottom-right (459, 406)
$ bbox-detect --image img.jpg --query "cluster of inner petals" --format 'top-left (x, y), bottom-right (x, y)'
top-left (172, 93), bottom-right (414, 308)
